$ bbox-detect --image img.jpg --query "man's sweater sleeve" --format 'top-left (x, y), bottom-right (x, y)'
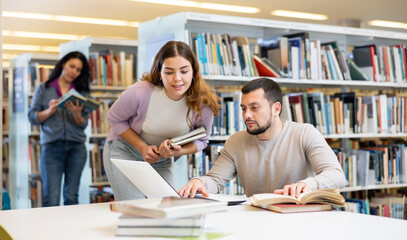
top-left (198, 142), bottom-right (237, 193)
top-left (299, 125), bottom-right (347, 190)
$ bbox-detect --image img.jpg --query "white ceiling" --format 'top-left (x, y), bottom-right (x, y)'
top-left (3, 0), bottom-right (407, 58)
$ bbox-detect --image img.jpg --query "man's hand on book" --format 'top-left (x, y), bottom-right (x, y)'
top-left (159, 140), bottom-right (181, 159)
top-left (273, 182), bottom-right (310, 198)
top-left (141, 145), bottom-right (160, 164)
top-left (178, 179), bottom-right (209, 198)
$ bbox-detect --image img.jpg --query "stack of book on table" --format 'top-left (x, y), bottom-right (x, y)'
top-left (110, 196), bottom-right (228, 237)
top-left (250, 188), bottom-right (346, 214)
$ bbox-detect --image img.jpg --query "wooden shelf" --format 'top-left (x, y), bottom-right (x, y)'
top-left (90, 181), bottom-right (110, 187)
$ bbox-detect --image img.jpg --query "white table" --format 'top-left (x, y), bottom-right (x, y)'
top-left (0, 202), bottom-right (405, 240)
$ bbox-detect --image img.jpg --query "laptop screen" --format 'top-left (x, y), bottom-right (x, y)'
top-left (111, 158), bottom-right (180, 198)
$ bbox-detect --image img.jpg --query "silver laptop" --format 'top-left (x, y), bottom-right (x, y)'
top-left (110, 158), bottom-right (247, 205)
top-left (111, 158), bottom-right (179, 198)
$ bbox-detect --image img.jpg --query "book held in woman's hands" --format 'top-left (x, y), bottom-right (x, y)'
top-left (57, 88), bottom-right (100, 115)
top-left (250, 188), bottom-right (345, 213)
top-left (167, 126), bottom-right (207, 148)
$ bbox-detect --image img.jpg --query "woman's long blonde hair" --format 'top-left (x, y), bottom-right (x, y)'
top-left (141, 41), bottom-right (220, 126)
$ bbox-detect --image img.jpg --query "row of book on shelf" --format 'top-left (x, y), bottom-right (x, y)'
top-left (2, 141), bottom-right (9, 192)
top-left (88, 50), bottom-right (136, 87)
top-left (343, 191), bottom-right (406, 220)
top-left (211, 88), bottom-right (407, 136)
top-left (28, 63), bottom-right (53, 93)
top-left (333, 143), bottom-right (407, 187)
top-left (188, 31), bottom-right (407, 83)
top-left (89, 98), bottom-right (112, 135)
top-left (14, 49), bottom-right (137, 94)
top-left (282, 92), bottom-right (407, 135)
top-left (89, 142), bottom-right (107, 184)
top-left (28, 139), bottom-right (42, 208)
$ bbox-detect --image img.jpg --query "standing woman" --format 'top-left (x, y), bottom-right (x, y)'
top-left (28, 51), bottom-right (91, 206)
top-left (103, 41), bottom-right (220, 200)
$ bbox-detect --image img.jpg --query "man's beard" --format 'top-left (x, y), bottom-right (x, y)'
top-left (246, 119), bottom-right (271, 135)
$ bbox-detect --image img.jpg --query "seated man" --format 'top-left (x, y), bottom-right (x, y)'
top-left (178, 78), bottom-right (346, 198)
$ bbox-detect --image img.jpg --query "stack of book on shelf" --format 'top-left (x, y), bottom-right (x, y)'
top-left (250, 188), bottom-right (345, 214)
top-left (279, 91), bottom-right (407, 136)
top-left (110, 196), bottom-right (228, 237)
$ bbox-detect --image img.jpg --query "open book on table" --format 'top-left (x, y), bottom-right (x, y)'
top-left (167, 126), bottom-right (207, 148)
top-left (250, 188), bottom-right (345, 213)
top-left (250, 188), bottom-right (346, 206)
top-left (57, 88), bottom-right (100, 115)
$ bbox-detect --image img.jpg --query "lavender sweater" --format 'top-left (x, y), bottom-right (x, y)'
top-left (106, 81), bottom-right (214, 152)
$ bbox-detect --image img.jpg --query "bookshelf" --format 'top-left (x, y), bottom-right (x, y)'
top-left (137, 12), bottom-right (407, 198)
top-left (60, 37), bottom-right (138, 201)
top-left (8, 53), bottom-right (59, 209)
top-left (2, 68), bottom-right (8, 209)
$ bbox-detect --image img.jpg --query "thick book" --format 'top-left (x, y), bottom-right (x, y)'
top-left (167, 126), bottom-right (207, 148)
top-left (57, 88), bottom-right (100, 115)
top-left (116, 225), bottom-right (202, 237)
top-left (255, 203), bottom-right (332, 214)
top-left (110, 196), bottom-right (227, 218)
top-left (250, 188), bottom-right (345, 206)
top-left (118, 214), bottom-right (204, 227)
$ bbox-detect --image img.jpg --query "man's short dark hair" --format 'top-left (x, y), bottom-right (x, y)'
top-left (241, 78), bottom-right (283, 109)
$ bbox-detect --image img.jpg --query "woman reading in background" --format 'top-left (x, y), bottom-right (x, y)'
top-left (28, 51), bottom-right (91, 206)
top-left (103, 41), bottom-right (220, 200)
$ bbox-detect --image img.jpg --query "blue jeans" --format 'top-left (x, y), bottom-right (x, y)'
top-left (103, 139), bottom-right (174, 200)
top-left (41, 140), bottom-right (87, 206)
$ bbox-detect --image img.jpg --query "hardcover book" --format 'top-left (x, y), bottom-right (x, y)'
top-left (57, 88), bottom-right (100, 115)
top-left (116, 214), bottom-right (204, 237)
top-left (110, 196), bottom-right (227, 218)
top-left (167, 126), bottom-right (207, 148)
top-left (116, 225), bottom-right (202, 237)
top-left (250, 188), bottom-right (345, 206)
top-left (255, 203), bottom-right (332, 214)
top-left (118, 214), bottom-right (204, 227)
